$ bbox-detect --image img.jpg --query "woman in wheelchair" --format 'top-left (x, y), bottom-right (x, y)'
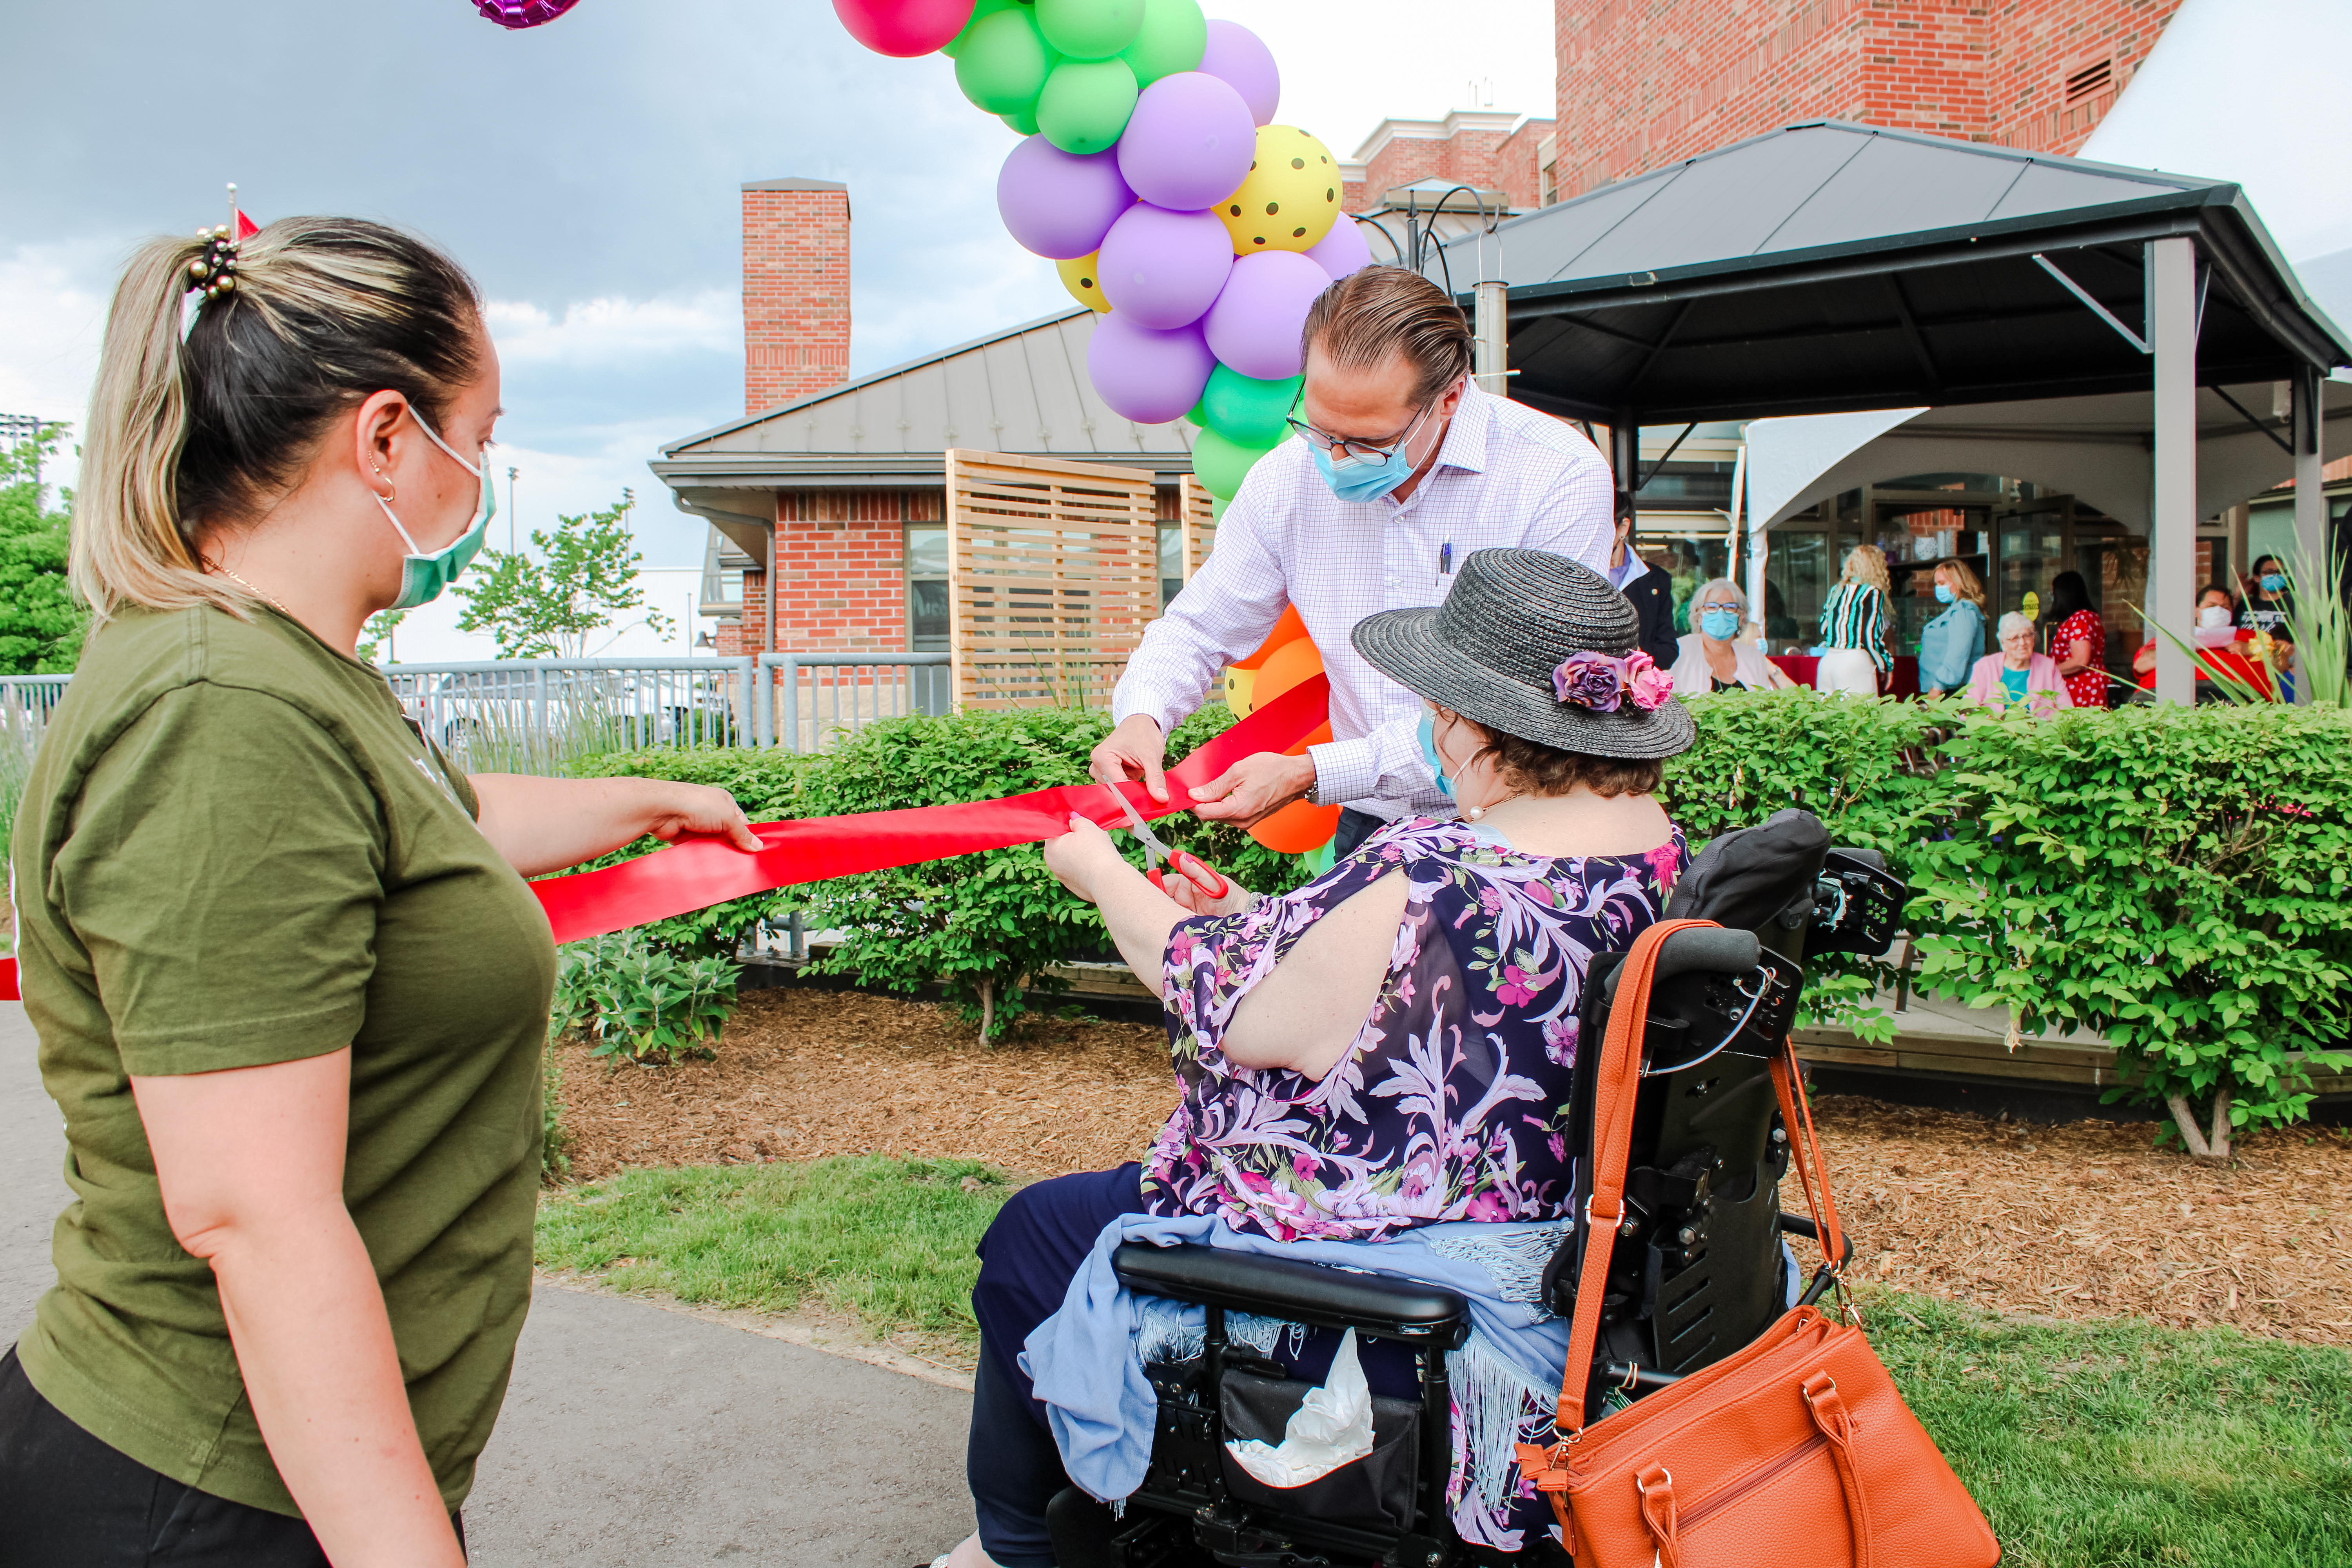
top-left (938, 552), bottom-right (1696, 1567)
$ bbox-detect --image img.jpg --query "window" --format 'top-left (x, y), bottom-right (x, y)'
top-left (907, 525), bottom-right (948, 652)
top-left (1158, 523), bottom-right (1183, 610)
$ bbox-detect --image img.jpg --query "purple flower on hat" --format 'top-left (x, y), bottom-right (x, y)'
top-left (1552, 651), bottom-right (1625, 712)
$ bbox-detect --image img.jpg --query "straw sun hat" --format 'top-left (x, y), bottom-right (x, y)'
top-left (1352, 548), bottom-right (1696, 760)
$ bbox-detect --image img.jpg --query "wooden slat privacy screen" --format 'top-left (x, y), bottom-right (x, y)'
top-left (945, 449), bottom-right (1160, 710)
top-left (1178, 475), bottom-right (1218, 584)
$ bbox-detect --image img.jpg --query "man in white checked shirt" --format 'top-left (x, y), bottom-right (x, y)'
top-left (1091, 267), bottom-right (1616, 859)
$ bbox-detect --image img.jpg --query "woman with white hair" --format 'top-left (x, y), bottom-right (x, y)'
top-left (1815, 545), bottom-right (1892, 695)
top-left (1966, 611), bottom-right (2075, 716)
top-left (1669, 577), bottom-right (1796, 695)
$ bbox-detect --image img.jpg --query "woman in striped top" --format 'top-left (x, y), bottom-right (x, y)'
top-left (1816, 545), bottom-right (1892, 695)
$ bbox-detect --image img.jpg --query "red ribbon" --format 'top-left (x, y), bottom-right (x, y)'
top-left (0, 959), bottom-right (13, 1002)
top-left (528, 676), bottom-right (1331, 946)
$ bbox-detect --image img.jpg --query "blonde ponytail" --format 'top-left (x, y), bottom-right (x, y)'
top-left (72, 216), bottom-right (482, 623)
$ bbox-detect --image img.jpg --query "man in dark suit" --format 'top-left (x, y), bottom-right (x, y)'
top-left (1606, 493), bottom-right (1681, 671)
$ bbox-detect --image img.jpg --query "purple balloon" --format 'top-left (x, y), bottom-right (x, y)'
top-left (996, 136), bottom-right (1136, 261)
top-left (1303, 214), bottom-right (1373, 281)
top-left (1088, 313), bottom-right (1217, 425)
top-left (1196, 19), bottom-right (1279, 125)
top-left (1116, 72), bottom-right (1257, 212)
top-left (1203, 250), bottom-right (1330, 381)
top-left (1098, 204), bottom-right (1234, 330)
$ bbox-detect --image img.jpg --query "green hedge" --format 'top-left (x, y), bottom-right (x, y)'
top-left (579, 692), bottom-right (2352, 1135)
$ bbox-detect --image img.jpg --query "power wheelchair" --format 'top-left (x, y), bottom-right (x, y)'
top-left (1044, 808), bottom-right (1904, 1568)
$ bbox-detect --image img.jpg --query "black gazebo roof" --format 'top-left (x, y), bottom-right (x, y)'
top-left (1430, 121), bottom-right (2352, 425)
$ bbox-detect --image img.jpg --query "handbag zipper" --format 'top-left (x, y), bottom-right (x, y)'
top-left (1672, 1432), bottom-right (1830, 1534)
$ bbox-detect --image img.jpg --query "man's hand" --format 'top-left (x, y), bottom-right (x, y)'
top-left (1188, 751), bottom-right (1317, 828)
top-left (1090, 714), bottom-right (1170, 804)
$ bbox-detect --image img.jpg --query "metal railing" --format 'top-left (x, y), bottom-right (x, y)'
top-left (383, 657), bottom-right (757, 774)
top-left (756, 652), bottom-right (951, 751)
top-left (0, 675), bottom-right (70, 772)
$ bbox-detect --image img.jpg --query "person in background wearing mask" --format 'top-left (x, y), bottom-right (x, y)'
top-left (1604, 496), bottom-right (1681, 671)
top-left (1089, 267), bottom-right (1613, 861)
top-left (2239, 554), bottom-right (2298, 700)
top-left (1668, 577), bottom-right (1794, 694)
top-left (2134, 584), bottom-right (2247, 701)
top-left (1916, 557), bottom-right (1988, 698)
top-left (2046, 569), bottom-right (2109, 711)
top-left (0, 219), bottom-right (760, 1568)
top-left (1968, 611), bottom-right (2075, 716)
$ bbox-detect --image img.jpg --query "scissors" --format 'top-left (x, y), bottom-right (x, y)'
top-left (1100, 782), bottom-right (1230, 902)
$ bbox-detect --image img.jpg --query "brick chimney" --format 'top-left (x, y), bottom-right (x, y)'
top-left (741, 178), bottom-right (851, 415)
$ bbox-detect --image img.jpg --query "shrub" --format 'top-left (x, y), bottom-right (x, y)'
top-left (541, 1041), bottom-right (570, 1183)
top-left (552, 931), bottom-right (740, 1066)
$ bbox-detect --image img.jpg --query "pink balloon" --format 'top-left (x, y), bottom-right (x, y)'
top-left (1098, 203), bottom-right (1234, 330)
top-left (996, 135), bottom-right (1136, 261)
top-left (1203, 251), bottom-right (1330, 381)
top-left (832, 0), bottom-right (978, 56)
top-left (1115, 72), bottom-right (1257, 212)
top-left (1303, 214), bottom-right (1373, 281)
top-left (1196, 19), bottom-right (1279, 124)
top-left (1087, 314), bottom-right (1217, 424)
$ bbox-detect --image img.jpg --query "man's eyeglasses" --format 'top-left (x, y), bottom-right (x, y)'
top-left (1285, 393), bottom-right (1440, 468)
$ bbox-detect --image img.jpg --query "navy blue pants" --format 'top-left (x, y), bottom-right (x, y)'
top-left (967, 1165), bottom-right (1428, 1565)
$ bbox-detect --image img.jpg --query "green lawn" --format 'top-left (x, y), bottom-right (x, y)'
top-left (537, 1159), bottom-right (2350, 1567)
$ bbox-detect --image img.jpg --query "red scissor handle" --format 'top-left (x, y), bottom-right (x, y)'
top-left (1149, 850), bottom-right (1230, 902)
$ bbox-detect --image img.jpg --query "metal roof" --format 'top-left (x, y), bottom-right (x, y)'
top-left (1432, 120), bottom-right (2352, 425)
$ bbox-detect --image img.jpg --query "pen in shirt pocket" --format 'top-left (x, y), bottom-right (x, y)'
top-left (1435, 541), bottom-right (1452, 586)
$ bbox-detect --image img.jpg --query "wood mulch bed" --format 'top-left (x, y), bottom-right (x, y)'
top-left (553, 987), bottom-right (2352, 1347)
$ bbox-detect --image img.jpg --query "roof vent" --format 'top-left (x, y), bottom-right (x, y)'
top-left (2064, 57), bottom-right (2112, 104)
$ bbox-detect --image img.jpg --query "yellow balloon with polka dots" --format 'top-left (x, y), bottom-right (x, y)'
top-left (1056, 250), bottom-right (1111, 313)
top-left (1215, 125), bottom-right (1342, 254)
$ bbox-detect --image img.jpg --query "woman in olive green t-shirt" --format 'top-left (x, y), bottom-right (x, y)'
top-left (0, 219), bottom-right (762, 1568)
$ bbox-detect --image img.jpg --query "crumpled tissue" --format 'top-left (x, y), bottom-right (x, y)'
top-left (1223, 1328), bottom-right (1376, 1489)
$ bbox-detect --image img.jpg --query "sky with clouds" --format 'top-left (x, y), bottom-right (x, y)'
top-left (2, 0), bottom-right (2343, 659)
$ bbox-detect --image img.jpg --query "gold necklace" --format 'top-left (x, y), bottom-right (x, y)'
top-left (209, 564), bottom-right (296, 619)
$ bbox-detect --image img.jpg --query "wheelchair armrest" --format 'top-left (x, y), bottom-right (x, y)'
top-left (1112, 1242), bottom-right (1470, 1348)
top-left (1601, 926), bottom-right (1764, 1007)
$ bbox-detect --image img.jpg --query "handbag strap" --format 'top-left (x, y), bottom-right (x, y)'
top-left (1552, 918), bottom-right (1716, 1441)
top-left (1771, 1034), bottom-right (1849, 1273)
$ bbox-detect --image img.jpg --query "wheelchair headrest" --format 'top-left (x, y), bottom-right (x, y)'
top-left (1664, 808), bottom-right (1830, 934)
top-left (1600, 925), bottom-right (1763, 1008)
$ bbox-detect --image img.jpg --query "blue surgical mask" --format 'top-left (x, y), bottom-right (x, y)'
top-left (1934, 584), bottom-right (1955, 604)
top-left (1311, 439), bottom-right (1417, 505)
top-left (1699, 608), bottom-right (1741, 641)
top-left (2260, 573), bottom-right (2286, 594)
top-left (1416, 708), bottom-right (1456, 800)
top-left (375, 411), bottom-right (495, 611)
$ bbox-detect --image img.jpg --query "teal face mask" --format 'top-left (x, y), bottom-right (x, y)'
top-left (375, 411), bottom-right (494, 611)
top-left (1698, 608), bottom-right (1741, 640)
top-left (1934, 584), bottom-right (1955, 604)
top-left (1416, 706), bottom-right (1457, 800)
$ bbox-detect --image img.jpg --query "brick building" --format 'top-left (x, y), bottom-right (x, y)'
top-left (1550, 0), bottom-right (2187, 200)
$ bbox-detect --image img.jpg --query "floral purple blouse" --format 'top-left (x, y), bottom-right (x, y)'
top-left (1141, 817), bottom-right (1689, 1242)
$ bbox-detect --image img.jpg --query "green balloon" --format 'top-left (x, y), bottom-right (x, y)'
top-left (955, 9), bottom-right (1053, 116)
top-left (1117, 0), bottom-right (1205, 85)
top-left (1209, 494), bottom-right (1227, 522)
top-left (1036, 56), bottom-right (1137, 155)
top-left (1035, 0), bottom-right (1143, 61)
top-left (1193, 428), bottom-right (1276, 502)
top-left (941, 0), bottom-right (1016, 58)
top-left (1182, 396), bottom-right (1208, 429)
top-left (1202, 365), bottom-right (1301, 448)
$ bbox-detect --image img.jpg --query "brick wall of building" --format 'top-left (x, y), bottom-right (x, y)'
top-left (742, 178), bottom-right (852, 416)
top-left (714, 488), bottom-right (947, 658)
top-left (1347, 111), bottom-right (1555, 214)
top-left (1550, 0), bottom-right (2185, 200)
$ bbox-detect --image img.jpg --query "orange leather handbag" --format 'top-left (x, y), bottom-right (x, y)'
top-left (1516, 920), bottom-right (2001, 1567)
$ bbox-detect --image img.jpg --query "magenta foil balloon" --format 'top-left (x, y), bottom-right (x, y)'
top-left (833, 0), bottom-right (978, 56)
top-left (1097, 204), bottom-right (1234, 330)
top-left (1203, 250), bottom-right (1329, 381)
top-left (1115, 72), bottom-right (1257, 212)
top-left (1303, 214), bottom-right (1373, 280)
top-left (475, 0), bottom-right (583, 25)
top-left (996, 136), bottom-right (1137, 261)
top-left (1087, 313), bottom-right (1217, 425)
top-left (1196, 19), bottom-right (1279, 125)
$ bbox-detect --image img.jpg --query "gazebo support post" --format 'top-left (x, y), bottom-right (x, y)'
top-left (1611, 413), bottom-right (1638, 537)
top-left (2149, 236), bottom-right (2199, 707)
top-left (2292, 363), bottom-right (2327, 573)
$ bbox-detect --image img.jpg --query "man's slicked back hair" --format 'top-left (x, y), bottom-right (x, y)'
top-left (1299, 265), bottom-right (1473, 405)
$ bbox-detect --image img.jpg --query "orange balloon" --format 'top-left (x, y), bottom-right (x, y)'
top-left (1249, 798), bottom-right (1340, 853)
top-left (1230, 604), bottom-right (1308, 671)
top-left (1251, 635), bottom-right (1325, 710)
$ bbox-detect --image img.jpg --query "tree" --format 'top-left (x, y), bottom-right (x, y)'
top-left (0, 425), bottom-right (86, 674)
top-left (452, 488), bottom-right (673, 659)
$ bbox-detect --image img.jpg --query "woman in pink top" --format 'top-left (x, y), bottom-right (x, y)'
top-left (1967, 612), bottom-right (2075, 717)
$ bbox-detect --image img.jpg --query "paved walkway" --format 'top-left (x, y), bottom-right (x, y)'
top-left (0, 1005), bottom-right (975, 1566)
